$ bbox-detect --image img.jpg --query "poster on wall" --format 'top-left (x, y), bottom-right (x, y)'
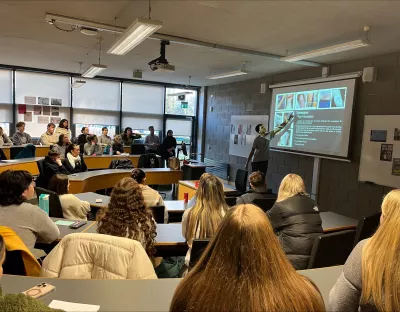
top-left (38, 116), bottom-right (49, 124)
top-left (51, 107), bottom-right (60, 116)
top-left (38, 97), bottom-right (49, 105)
top-left (24, 96), bottom-right (36, 105)
top-left (43, 106), bottom-right (51, 115)
top-left (380, 144), bottom-right (393, 161)
top-left (229, 115), bottom-right (269, 158)
top-left (392, 158), bottom-right (400, 176)
top-left (24, 112), bottom-right (32, 122)
top-left (51, 117), bottom-right (61, 124)
top-left (51, 98), bottom-right (62, 106)
top-left (33, 106), bottom-right (42, 115)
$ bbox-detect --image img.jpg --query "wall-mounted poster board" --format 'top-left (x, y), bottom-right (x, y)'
top-left (359, 115), bottom-right (400, 188)
top-left (229, 115), bottom-right (269, 158)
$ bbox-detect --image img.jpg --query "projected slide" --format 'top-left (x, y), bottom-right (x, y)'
top-left (269, 79), bottom-right (356, 158)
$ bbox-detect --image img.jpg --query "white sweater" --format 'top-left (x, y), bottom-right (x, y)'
top-left (59, 194), bottom-right (91, 220)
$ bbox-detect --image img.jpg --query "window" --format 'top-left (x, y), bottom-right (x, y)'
top-left (165, 118), bottom-right (192, 145)
top-left (0, 70), bottom-right (12, 104)
top-left (122, 83), bottom-right (164, 114)
top-left (165, 88), bottom-right (197, 116)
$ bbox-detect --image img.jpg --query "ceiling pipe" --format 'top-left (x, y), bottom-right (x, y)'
top-left (45, 13), bottom-right (321, 67)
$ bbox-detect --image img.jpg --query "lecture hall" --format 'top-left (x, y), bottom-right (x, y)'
top-left (0, 1), bottom-right (399, 311)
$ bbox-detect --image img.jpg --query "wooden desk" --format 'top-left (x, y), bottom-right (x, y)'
top-left (75, 192), bottom-right (110, 208)
top-left (51, 218), bottom-right (95, 241)
top-left (68, 169), bottom-right (183, 193)
top-left (178, 180), bottom-right (236, 200)
top-left (123, 146), bottom-right (131, 154)
top-left (165, 200), bottom-right (187, 212)
top-left (0, 157), bottom-right (41, 175)
top-left (320, 212), bottom-right (358, 233)
top-left (1, 265), bottom-right (343, 309)
top-left (2, 145), bottom-right (51, 159)
top-left (84, 155), bottom-right (161, 170)
top-left (83, 222), bottom-right (186, 247)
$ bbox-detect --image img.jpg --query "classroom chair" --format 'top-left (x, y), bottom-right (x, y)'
top-left (35, 187), bottom-right (64, 218)
top-left (189, 239), bottom-right (211, 271)
top-left (353, 212), bottom-right (381, 247)
top-left (225, 197), bottom-right (237, 207)
top-left (235, 169), bottom-right (248, 194)
top-left (149, 206), bottom-right (166, 224)
top-left (307, 229), bottom-right (356, 269)
top-left (253, 197), bottom-right (276, 212)
top-left (35, 159), bottom-right (47, 188)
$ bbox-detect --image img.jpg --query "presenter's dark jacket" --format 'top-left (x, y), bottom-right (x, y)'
top-left (77, 133), bottom-right (88, 152)
top-left (43, 156), bottom-right (69, 187)
top-left (161, 136), bottom-right (177, 159)
top-left (62, 156), bottom-right (88, 174)
top-left (112, 143), bottom-right (124, 155)
top-left (236, 186), bottom-right (274, 205)
top-left (267, 194), bottom-right (323, 270)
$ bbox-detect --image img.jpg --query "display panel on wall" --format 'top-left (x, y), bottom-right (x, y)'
top-left (229, 115), bottom-right (269, 158)
top-left (74, 124), bottom-right (119, 138)
top-left (269, 78), bottom-right (356, 160)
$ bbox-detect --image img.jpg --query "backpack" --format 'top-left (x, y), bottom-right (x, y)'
top-left (138, 153), bottom-right (159, 168)
top-left (108, 159), bottom-right (134, 170)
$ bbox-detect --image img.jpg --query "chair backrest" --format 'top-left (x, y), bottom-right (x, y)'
top-left (138, 153), bottom-right (160, 168)
top-left (235, 169), bottom-right (248, 194)
top-left (35, 159), bottom-right (46, 188)
top-left (307, 230), bottom-right (356, 269)
top-left (225, 197), bottom-right (237, 207)
top-left (3, 250), bottom-right (26, 276)
top-left (10, 146), bottom-right (24, 159)
top-left (189, 239), bottom-right (211, 271)
top-left (35, 187), bottom-right (64, 218)
top-left (131, 144), bottom-right (146, 155)
top-left (354, 212), bottom-right (381, 247)
top-left (149, 206), bottom-right (165, 224)
top-left (253, 197), bottom-right (276, 212)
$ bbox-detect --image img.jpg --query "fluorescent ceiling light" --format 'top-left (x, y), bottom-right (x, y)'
top-left (281, 39), bottom-right (371, 62)
top-left (71, 80), bottom-right (86, 88)
top-left (207, 69), bottom-right (248, 80)
top-left (81, 64), bottom-right (107, 78)
top-left (167, 91), bottom-right (193, 97)
top-left (107, 18), bottom-right (163, 55)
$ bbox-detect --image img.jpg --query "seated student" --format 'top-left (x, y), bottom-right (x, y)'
top-left (0, 170), bottom-right (60, 254)
top-left (98, 127), bottom-right (112, 146)
top-left (84, 135), bottom-right (102, 156)
top-left (39, 123), bottom-right (58, 146)
top-left (54, 119), bottom-right (71, 139)
top-left (267, 174), bottom-right (323, 270)
top-left (112, 134), bottom-right (124, 155)
top-left (182, 173), bottom-right (228, 267)
top-left (0, 127), bottom-right (12, 147)
top-left (0, 235), bottom-right (62, 311)
top-left (97, 177), bottom-right (157, 259)
top-left (170, 204), bottom-right (325, 312)
top-left (48, 174), bottom-right (91, 220)
top-left (236, 171), bottom-right (272, 205)
top-left (329, 189), bottom-right (400, 312)
top-left (12, 122), bottom-right (32, 146)
top-left (63, 144), bottom-right (87, 174)
top-left (53, 134), bottom-right (69, 160)
top-left (78, 126), bottom-right (89, 152)
top-left (43, 149), bottom-right (69, 186)
top-left (131, 168), bottom-right (168, 223)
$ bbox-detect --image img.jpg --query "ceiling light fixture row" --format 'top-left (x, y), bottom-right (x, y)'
top-left (82, 39), bottom-right (107, 78)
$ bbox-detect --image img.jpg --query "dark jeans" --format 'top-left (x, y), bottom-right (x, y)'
top-left (251, 160), bottom-right (268, 175)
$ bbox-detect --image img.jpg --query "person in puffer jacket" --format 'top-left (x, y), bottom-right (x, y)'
top-left (267, 174), bottom-right (323, 270)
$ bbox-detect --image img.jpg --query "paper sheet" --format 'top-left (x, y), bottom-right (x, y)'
top-left (49, 300), bottom-right (100, 312)
top-left (54, 220), bottom-right (75, 226)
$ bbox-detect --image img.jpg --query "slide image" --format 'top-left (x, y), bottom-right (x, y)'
top-left (331, 88), bottom-right (346, 108)
top-left (246, 125), bottom-right (252, 135)
top-left (286, 94), bottom-right (294, 109)
top-left (276, 94), bottom-right (287, 110)
top-left (278, 130), bottom-right (292, 147)
top-left (370, 130), bottom-right (387, 142)
top-left (306, 91), bottom-right (318, 108)
top-left (238, 124), bottom-right (243, 135)
top-left (233, 135), bottom-right (238, 145)
top-left (394, 128), bottom-right (400, 141)
top-left (274, 112), bottom-right (283, 128)
top-left (392, 158), bottom-right (400, 176)
top-left (318, 90), bottom-right (332, 109)
top-left (230, 124), bottom-right (236, 134)
top-left (240, 135), bottom-right (246, 146)
top-left (295, 93), bottom-right (307, 109)
top-left (380, 144), bottom-right (393, 162)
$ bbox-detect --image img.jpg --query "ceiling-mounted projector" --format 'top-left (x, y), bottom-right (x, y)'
top-left (148, 40), bottom-right (175, 72)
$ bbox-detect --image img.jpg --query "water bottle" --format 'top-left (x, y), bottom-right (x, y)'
top-left (38, 194), bottom-right (50, 216)
top-left (109, 145), bottom-right (113, 156)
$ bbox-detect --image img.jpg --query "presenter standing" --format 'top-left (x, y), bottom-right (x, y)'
top-left (245, 113), bottom-right (294, 175)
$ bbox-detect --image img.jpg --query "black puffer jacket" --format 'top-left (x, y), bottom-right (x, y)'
top-left (267, 194), bottom-right (323, 270)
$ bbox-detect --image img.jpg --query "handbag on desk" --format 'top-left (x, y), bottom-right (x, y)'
top-left (168, 157), bottom-right (180, 170)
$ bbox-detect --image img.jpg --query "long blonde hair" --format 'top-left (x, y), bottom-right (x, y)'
top-left (277, 173), bottom-right (306, 202)
top-left (185, 173), bottom-right (228, 244)
top-left (361, 189), bottom-right (400, 311)
top-left (171, 204), bottom-right (325, 312)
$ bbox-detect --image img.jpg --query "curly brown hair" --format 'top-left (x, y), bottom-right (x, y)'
top-left (96, 177), bottom-right (157, 258)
